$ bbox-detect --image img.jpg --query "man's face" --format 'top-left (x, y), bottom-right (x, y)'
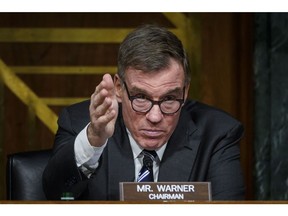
top-left (115, 59), bottom-right (189, 150)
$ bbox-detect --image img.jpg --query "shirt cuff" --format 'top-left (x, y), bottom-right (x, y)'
top-left (74, 123), bottom-right (107, 168)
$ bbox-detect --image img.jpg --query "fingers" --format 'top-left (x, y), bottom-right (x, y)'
top-left (96, 73), bottom-right (115, 97)
top-left (91, 74), bottom-right (114, 107)
top-left (88, 74), bottom-right (118, 144)
top-left (90, 96), bottom-right (115, 125)
top-left (91, 74), bottom-right (115, 108)
top-left (90, 88), bottom-right (110, 113)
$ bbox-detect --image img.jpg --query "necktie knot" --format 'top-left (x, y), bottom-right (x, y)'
top-left (142, 150), bottom-right (157, 170)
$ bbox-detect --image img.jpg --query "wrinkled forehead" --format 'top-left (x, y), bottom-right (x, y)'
top-left (123, 63), bottom-right (185, 97)
top-left (124, 59), bottom-right (185, 83)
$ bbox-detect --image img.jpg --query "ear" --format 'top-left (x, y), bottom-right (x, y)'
top-left (114, 74), bottom-right (123, 103)
top-left (184, 83), bottom-right (190, 101)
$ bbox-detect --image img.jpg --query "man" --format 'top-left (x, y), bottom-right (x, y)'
top-left (43, 24), bottom-right (245, 200)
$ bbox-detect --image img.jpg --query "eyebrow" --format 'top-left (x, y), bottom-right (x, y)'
top-left (128, 85), bottom-right (183, 97)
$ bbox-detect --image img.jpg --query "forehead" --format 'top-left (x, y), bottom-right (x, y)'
top-left (124, 59), bottom-right (185, 91)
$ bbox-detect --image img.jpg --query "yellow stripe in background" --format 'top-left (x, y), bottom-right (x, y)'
top-left (0, 59), bottom-right (58, 134)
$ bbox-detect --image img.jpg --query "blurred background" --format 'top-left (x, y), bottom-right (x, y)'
top-left (0, 12), bottom-right (287, 200)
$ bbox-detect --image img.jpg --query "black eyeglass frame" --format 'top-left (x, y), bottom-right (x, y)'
top-left (123, 81), bottom-right (185, 115)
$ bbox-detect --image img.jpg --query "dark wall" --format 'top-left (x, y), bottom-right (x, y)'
top-left (254, 13), bottom-right (288, 200)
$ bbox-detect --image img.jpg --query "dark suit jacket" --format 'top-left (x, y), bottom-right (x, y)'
top-left (42, 100), bottom-right (245, 200)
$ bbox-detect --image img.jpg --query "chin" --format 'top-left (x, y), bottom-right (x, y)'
top-left (141, 139), bottom-right (166, 149)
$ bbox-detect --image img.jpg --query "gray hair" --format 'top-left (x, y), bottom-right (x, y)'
top-left (117, 24), bottom-right (191, 86)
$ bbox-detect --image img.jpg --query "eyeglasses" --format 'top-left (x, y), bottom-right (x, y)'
top-left (123, 82), bottom-right (185, 115)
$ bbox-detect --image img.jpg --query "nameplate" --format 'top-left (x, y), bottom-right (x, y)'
top-left (119, 182), bottom-right (211, 201)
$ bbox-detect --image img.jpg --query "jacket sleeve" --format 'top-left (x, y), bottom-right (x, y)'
top-left (207, 122), bottom-right (246, 200)
top-left (42, 107), bottom-right (89, 200)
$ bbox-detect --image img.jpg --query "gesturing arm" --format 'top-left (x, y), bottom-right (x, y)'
top-left (42, 74), bottom-right (119, 200)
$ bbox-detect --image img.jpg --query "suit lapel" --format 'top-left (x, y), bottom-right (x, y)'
top-left (158, 106), bottom-right (200, 182)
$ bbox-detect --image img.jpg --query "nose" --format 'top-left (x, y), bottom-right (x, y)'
top-left (146, 104), bottom-right (163, 123)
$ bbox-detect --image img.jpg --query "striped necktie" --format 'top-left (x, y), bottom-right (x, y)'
top-left (137, 150), bottom-right (157, 182)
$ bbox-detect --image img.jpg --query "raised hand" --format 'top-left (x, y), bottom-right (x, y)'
top-left (87, 74), bottom-right (119, 147)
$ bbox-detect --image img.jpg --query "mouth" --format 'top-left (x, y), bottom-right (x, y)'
top-left (141, 129), bottom-right (165, 138)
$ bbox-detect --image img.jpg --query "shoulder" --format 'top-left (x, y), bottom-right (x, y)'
top-left (183, 100), bottom-right (240, 122)
top-left (57, 100), bottom-right (91, 131)
top-left (60, 99), bottom-right (90, 116)
top-left (64, 99), bottom-right (90, 112)
top-left (182, 100), bottom-right (243, 134)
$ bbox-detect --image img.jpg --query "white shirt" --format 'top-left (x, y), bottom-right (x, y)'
top-left (74, 123), bottom-right (167, 180)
